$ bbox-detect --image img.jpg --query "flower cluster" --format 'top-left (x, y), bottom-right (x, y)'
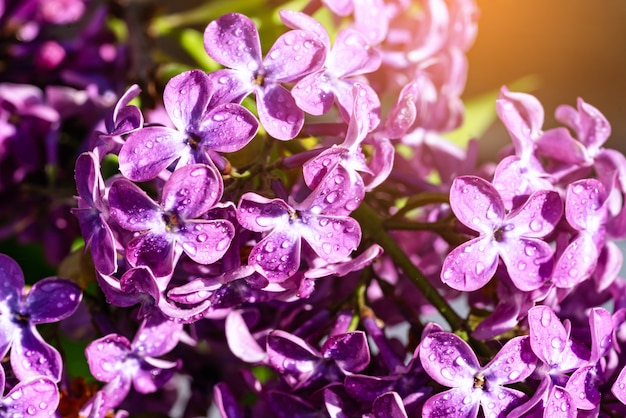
top-left (1, 0), bottom-right (626, 417)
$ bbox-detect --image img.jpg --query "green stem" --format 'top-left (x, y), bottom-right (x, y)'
top-left (383, 219), bottom-right (453, 232)
top-left (353, 202), bottom-right (466, 332)
top-left (391, 192), bottom-right (450, 219)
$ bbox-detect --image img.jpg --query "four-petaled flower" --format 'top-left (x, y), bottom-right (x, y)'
top-left (441, 175), bottom-right (562, 291)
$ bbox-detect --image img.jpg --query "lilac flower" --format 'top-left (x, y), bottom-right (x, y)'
top-left (0, 253), bottom-right (82, 381)
top-left (71, 151), bottom-right (118, 275)
top-left (118, 70), bottom-right (259, 182)
top-left (0, 367), bottom-right (59, 417)
top-left (236, 188), bottom-right (362, 282)
top-left (321, 0), bottom-right (389, 45)
top-left (83, 314), bottom-right (182, 415)
top-left (419, 332), bottom-right (536, 418)
top-left (281, 10), bottom-right (381, 124)
top-left (203, 13), bottom-right (326, 139)
top-left (108, 163), bottom-right (234, 277)
top-left (441, 175), bottom-right (562, 291)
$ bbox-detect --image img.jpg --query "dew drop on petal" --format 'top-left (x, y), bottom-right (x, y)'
top-left (508, 370), bottom-right (520, 381)
top-left (216, 237), bottom-right (230, 252)
top-left (322, 243), bottom-right (332, 254)
top-left (265, 241), bottom-right (276, 253)
top-left (196, 233), bottom-right (207, 243)
top-left (27, 406), bottom-right (37, 415)
top-left (540, 309), bottom-right (552, 327)
top-left (475, 261), bottom-right (485, 275)
top-left (518, 261), bottom-right (526, 271)
top-left (39, 401), bottom-right (47, 410)
top-left (440, 368), bottom-right (453, 380)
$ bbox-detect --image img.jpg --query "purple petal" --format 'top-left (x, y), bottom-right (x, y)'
top-left (499, 237), bottom-right (553, 291)
top-left (266, 330), bottom-right (320, 389)
top-left (133, 357), bottom-right (180, 394)
top-left (118, 126), bottom-right (188, 182)
top-left (197, 103), bottom-right (259, 153)
top-left (329, 29), bottom-right (381, 77)
top-left (527, 306), bottom-right (572, 368)
top-left (371, 392), bottom-right (408, 418)
top-left (321, 331), bottom-right (370, 373)
top-left (419, 332), bottom-right (479, 387)
top-left (108, 179), bottom-right (163, 231)
top-left (611, 365), bottom-right (626, 404)
top-left (441, 236), bottom-right (499, 292)
top-left (507, 190), bottom-right (563, 238)
top-left (161, 163), bottom-right (222, 218)
top-left (422, 389), bottom-right (480, 418)
top-left (291, 72), bottom-right (334, 116)
top-left (249, 228), bottom-right (301, 282)
top-left (225, 309), bottom-right (266, 363)
top-left (353, 0), bottom-right (388, 45)
top-left (266, 391), bottom-right (320, 416)
top-left (307, 165), bottom-right (365, 216)
top-left (119, 266), bottom-right (160, 317)
top-left (589, 307), bottom-right (613, 363)
top-left (482, 336), bottom-right (537, 384)
top-left (213, 383), bottom-right (244, 418)
top-left (86, 334), bottom-right (131, 382)
top-left (12, 327), bottom-right (63, 381)
top-left (163, 70), bottom-right (211, 132)
top-left (72, 208), bottom-right (117, 275)
top-left (279, 10), bottom-right (330, 47)
top-left (0, 253), bottom-right (25, 302)
top-left (133, 314), bottom-right (182, 357)
top-left (0, 376), bottom-right (59, 415)
top-left (179, 220), bottom-right (234, 265)
top-left (263, 30), bottom-right (325, 82)
top-left (536, 127), bottom-right (587, 164)
top-left (203, 13), bottom-right (262, 71)
top-left (450, 176), bottom-right (505, 234)
top-left (565, 179), bottom-right (606, 232)
top-left (552, 233), bottom-right (598, 289)
top-left (237, 193), bottom-right (291, 233)
top-left (74, 152), bottom-right (101, 208)
top-left (496, 87), bottom-right (544, 158)
top-left (256, 84), bottom-right (304, 140)
top-left (25, 277), bottom-right (82, 324)
top-left (126, 232), bottom-right (178, 278)
top-left (480, 387), bottom-right (527, 418)
top-left (207, 69), bottom-right (252, 106)
top-left (565, 365), bottom-right (600, 410)
top-left (299, 214), bottom-right (361, 263)
top-left (545, 386), bottom-right (576, 418)
top-left (344, 374), bottom-right (398, 403)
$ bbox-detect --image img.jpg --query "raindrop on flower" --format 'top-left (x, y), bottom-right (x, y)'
top-left (440, 368), bottom-right (453, 380)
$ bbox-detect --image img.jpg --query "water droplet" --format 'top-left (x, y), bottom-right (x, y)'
top-left (319, 218), bottom-right (329, 227)
top-left (475, 262), bottom-right (485, 275)
top-left (39, 401), bottom-right (47, 409)
top-left (27, 406), bottom-right (36, 415)
top-left (265, 241), bottom-right (276, 253)
top-left (551, 337), bottom-right (563, 350)
top-left (529, 219), bottom-right (543, 232)
top-left (518, 261), bottom-right (527, 271)
top-left (440, 368), bottom-right (453, 380)
top-left (196, 233), bottom-right (207, 243)
top-left (322, 243), bottom-right (332, 254)
top-left (573, 184), bottom-right (584, 194)
top-left (508, 370), bottom-right (520, 381)
top-left (11, 389), bottom-right (23, 400)
top-left (524, 245), bottom-right (535, 256)
top-left (216, 237), bottom-right (230, 252)
top-left (145, 141), bottom-right (153, 149)
top-left (540, 309), bottom-right (552, 327)
top-left (428, 353), bottom-right (436, 361)
top-left (325, 191), bottom-right (338, 204)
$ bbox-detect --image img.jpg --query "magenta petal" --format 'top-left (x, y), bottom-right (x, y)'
top-left (12, 327), bottom-right (63, 381)
top-left (118, 127), bottom-right (188, 182)
top-left (507, 190), bottom-right (563, 238)
top-left (263, 30), bottom-right (325, 82)
top-left (321, 331), bottom-right (370, 373)
top-left (249, 228), bottom-right (301, 282)
top-left (482, 336), bottom-right (536, 384)
top-left (300, 214), bottom-right (361, 263)
top-left (26, 277), bottom-right (82, 324)
top-left (371, 392), bottom-right (408, 418)
top-left (108, 179), bottom-right (163, 231)
top-left (161, 163), bottom-right (222, 219)
top-left (237, 193), bottom-right (290, 233)
top-left (480, 387), bottom-right (527, 418)
top-left (126, 232), bottom-right (178, 278)
top-left (565, 365), bottom-right (600, 410)
top-left (225, 310), bottom-right (266, 363)
top-left (0, 253), bottom-right (25, 301)
top-left (86, 334), bottom-right (131, 382)
top-left (134, 357), bottom-right (179, 394)
top-left (291, 72), bottom-right (334, 116)
top-left (536, 127), bottom-right (587, 164)
top-left (256, 84), bottom-right (304, 140)
top-left (266, 330), bottom-right (320, 388)
top-left (420, 332), bottom-right (479, 387)
top-left (279, 10), bottom-right (330, 47)
top-left (179, 220), bottom-right (234, 265)
top-left (329, 29), bottom-right (381, 77)
top-left (73, 208), bottom-right (117, 275)
top-left (500, 237), bottom-right (553, 291)
top-left (0, 376), bottom-right (59, 415)
top-left (553, 233), bottom-right (598, 289)
top-left (74, 152), bottom-right (101, 208)
top-left (163, 70), bottom-right (211, 132)
top-left (133, 314), bottom-right (182, 357)
top-left (198, 103), bottom-right (259, 153)
top-left (450, 176), bottom-right (505, 234)
top-left (565, 179), bottom-right (606, 232)
top-left (527, 306), bottom-right (570, 367)
top-left (213, 383), bottom-right (244, 418)
top-left (496, 87), bottom-right (544, 156)
top-left (422, 389), bottom-right (480, 418)
top-left (611, 365), bottom-right (626, 404)
top-left (589, 307), bottom-right (613, 363)
top-left (203, 13), bottom-right (262, 71)
top-left (441, 236), bottom-right (499, 292)
top-left (546, 386), bottom-right (576, 418)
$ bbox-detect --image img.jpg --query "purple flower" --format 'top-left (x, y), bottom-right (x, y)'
top-left (203, 13), bottom-right (326, 139)
top-left (0, 254), bottom-right (82, 381)
top-left (419, 332), bottom-right (536, 418)
top-left (108, 163), bottom-right (234, 277)
top-left (441, 175), bottom-right (562, 291)
top-left (84, 314), bottom-right (182, 414)
top-left (118, 70), bottom-right (259, 182)
top-left (236, 188), bottom-right (362, 282)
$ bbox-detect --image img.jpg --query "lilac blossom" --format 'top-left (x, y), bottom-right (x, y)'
top-left (236, 187), bottom-right (362, 282)
top-left (83, 314), bottom-right (182, 415)
top-left (0, 253), bottom-right (82, 382)
top-left (108, 163), bottom-right (234, 278)
top-left (118, 70), bottom-right (259, 182)
top-left (203, 12), bottom-right (326, 139)
top-left (419, 331), bottom-right (536, 418)
top-left (441, 175), bottom-right (562, 291)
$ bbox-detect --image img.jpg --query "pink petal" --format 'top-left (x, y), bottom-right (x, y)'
top-left (450, 176), bottom-right (505, 234)
top-left (441, 236), bottom-right (499, 292)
